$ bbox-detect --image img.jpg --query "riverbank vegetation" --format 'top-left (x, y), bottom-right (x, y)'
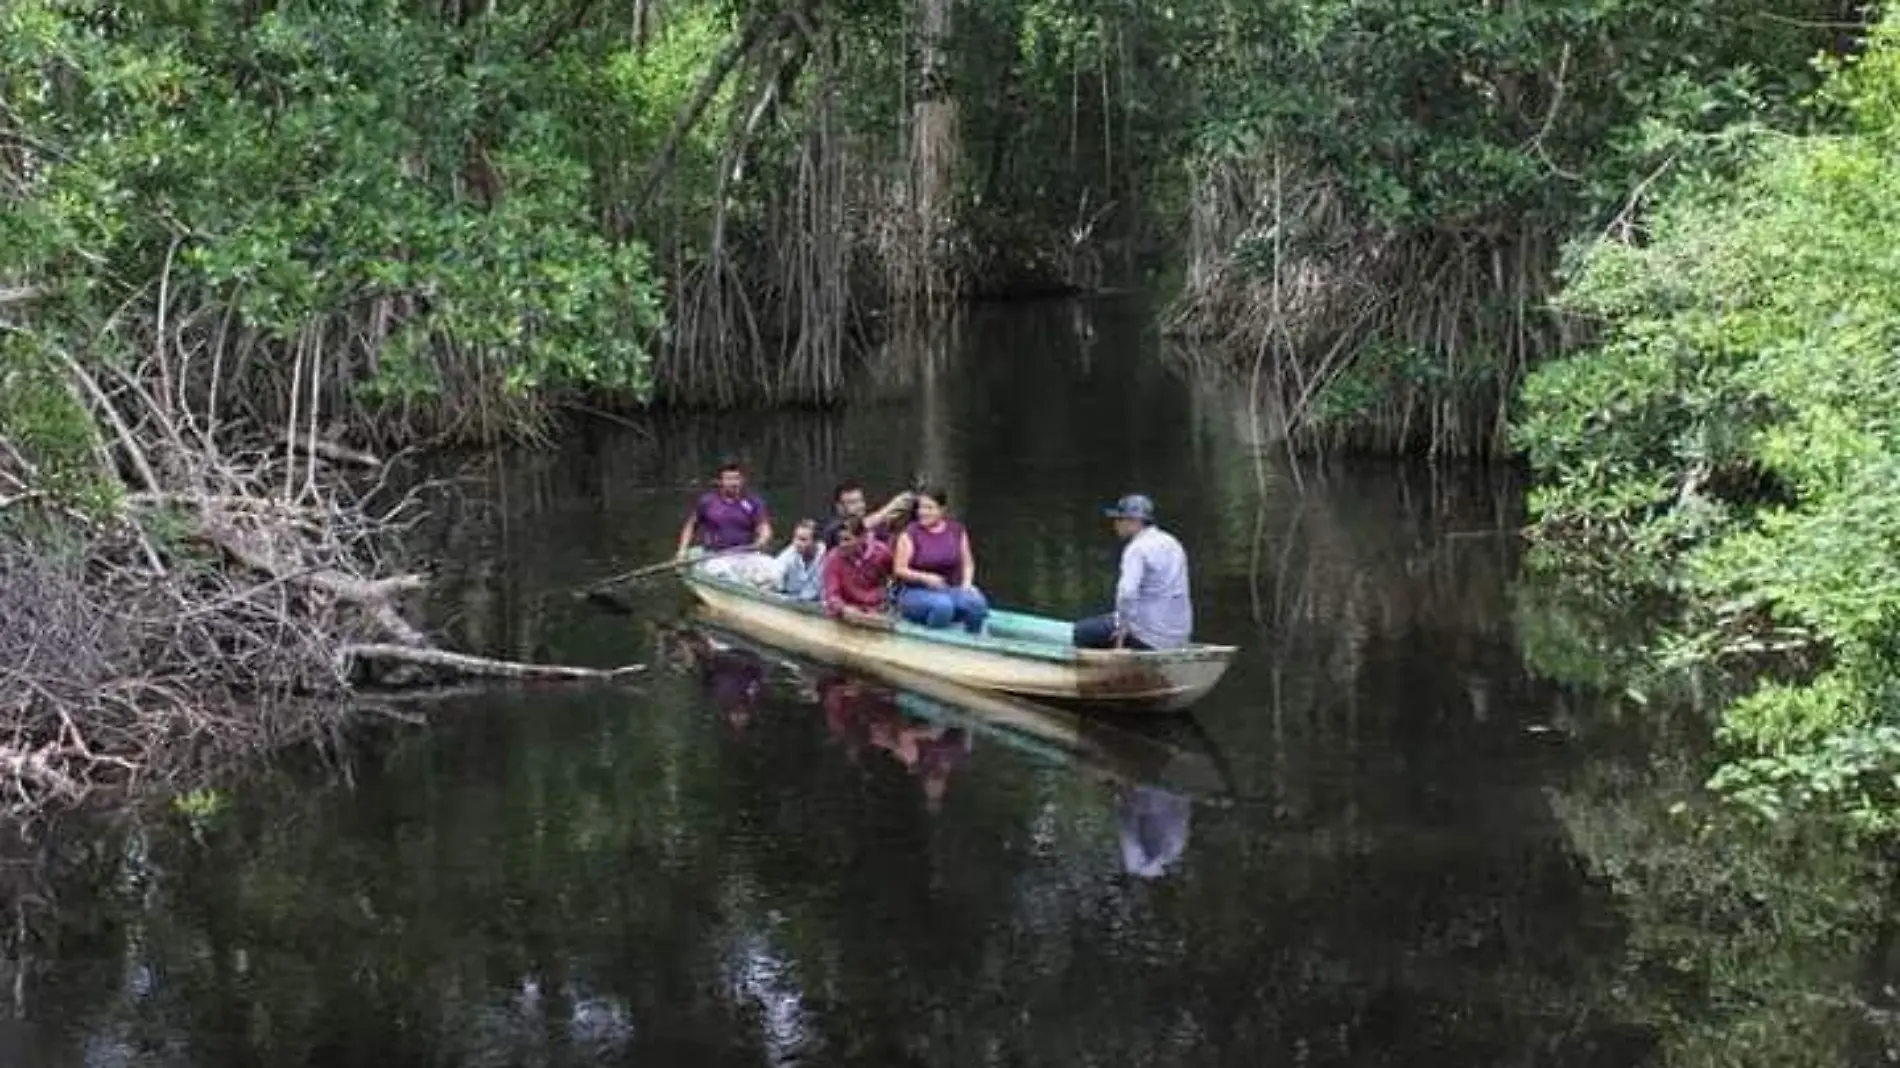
top-left (1165, 0), bottom-right (1863, 457)
top-left (1516, 12), bottom-right (1900, 832)
top-left (0, 0), bottom-right (1181, 437)
top-left (0, 371), bottom-right (644, 815)
top-left (3, 0), bottom-right (1893, 805)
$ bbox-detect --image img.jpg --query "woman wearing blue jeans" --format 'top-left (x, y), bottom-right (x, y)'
top-left (891, 487), bottom-right (989, 633)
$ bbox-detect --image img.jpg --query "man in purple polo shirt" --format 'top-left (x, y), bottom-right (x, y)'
top-left (675, 461), bottom-right (773, 560)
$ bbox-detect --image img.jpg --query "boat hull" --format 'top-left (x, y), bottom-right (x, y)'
top-left (682, 572), bottom-right (1235, 712)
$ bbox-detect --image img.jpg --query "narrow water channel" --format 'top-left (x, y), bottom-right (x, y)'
top-left (15, 299), bottom-right (1672, 1066)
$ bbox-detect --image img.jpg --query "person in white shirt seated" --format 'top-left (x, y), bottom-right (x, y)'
top-left (1072, 493), bottom-right (1193, 650)
top-left (774, 518), bottom-right (827, 602)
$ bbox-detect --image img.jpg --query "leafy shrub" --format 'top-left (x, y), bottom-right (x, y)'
top-left (1, 0), bottom-right (666, 444)
top-left (1516, 13), bottom-right (1900, 829)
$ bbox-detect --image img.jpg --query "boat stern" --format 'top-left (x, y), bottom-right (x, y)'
top-left (1072, 646), bottom-right (1236, 711)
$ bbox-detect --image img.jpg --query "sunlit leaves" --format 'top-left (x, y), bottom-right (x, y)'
top-left (1516, 12), bottom-right (1900, 831)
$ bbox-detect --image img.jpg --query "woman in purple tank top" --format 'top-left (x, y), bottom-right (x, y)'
top-left (891, 486), bottom-right (990, 633)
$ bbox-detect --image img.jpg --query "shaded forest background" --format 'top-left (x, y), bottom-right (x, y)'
top-left (0, 0), bottom-right (1866, 460)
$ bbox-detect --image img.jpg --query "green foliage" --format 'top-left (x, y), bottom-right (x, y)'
top-left (1, 0), bottom-right (666, 437)
top-left (945, 0), bottom-right (1204, 284)
top-left (0, 0), bottom-right (1863, 449)
top-left (0, 333), bottom-right (118, 515)
top-left (1511, 547), bottom-right (1679, 698)
top-left (171, 786), bottom-right (229, 843)
top-left (561, 4), bottom-right (739, 239)
top-left (1517, 13), bottom-right (1900, 830)
top-left (1162, 0), bottom-right (1852, 458)
top-left (1178, 0), bottom-right (1834, 234)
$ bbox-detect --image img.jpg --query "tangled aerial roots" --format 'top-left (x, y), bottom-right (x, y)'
top-left (0, 541), bottom-right (317, 813)
top-left (0, 249), bottom-right (653, 818)
top-left (0, 426), bottom-right (641, 821)
top-left (1165, 152), bottom-right (1560, 458)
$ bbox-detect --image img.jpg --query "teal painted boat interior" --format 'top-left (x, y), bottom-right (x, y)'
top-left (690, 572), bottom-right (1092, 663)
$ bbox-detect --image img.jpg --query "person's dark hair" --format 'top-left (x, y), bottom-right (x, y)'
top-left (839, 515), bottom-right (869, 539)
top-left (832, 480), bottom-right (863, 504)
top-left (917, 485), bottom-right (949, 509)
top-left (716, 460), bottom-right (744, 477)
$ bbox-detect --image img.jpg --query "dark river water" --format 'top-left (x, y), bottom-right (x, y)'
top-left (5, 299), bottom-right (1865, 1066)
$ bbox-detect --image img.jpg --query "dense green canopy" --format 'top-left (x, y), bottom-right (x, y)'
top-left (1519, 13), bottom-right (1900, 830)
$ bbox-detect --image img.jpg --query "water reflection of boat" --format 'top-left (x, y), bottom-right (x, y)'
top-left (682, 568), bottom-right (1235, 712)
top-left (683, 619), bottom-right (1234, 804)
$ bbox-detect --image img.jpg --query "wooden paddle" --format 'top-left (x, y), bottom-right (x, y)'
top-left (576, 546), bottom-right (756, 603)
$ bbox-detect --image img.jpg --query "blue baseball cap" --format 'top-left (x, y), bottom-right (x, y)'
top-left (1103, 493), bottom-right (1156, 522)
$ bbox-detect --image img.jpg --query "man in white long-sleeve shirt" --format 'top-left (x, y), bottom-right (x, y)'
top-left (774, 519), bottom-right (827, 602)
top-left (1072, 493), bottom-right (1193, 650)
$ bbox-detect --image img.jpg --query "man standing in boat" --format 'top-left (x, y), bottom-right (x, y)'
top-left (821, 481), bottom-right (914, 549)
top-left (676, 460), bottom-right (776, 583)
top-left (676, 461), bottom-right (772, 555)
top-left (1073, 493), bottom-right (1192, 651)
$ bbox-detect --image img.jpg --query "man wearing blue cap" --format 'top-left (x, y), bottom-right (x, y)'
top-left (1073, 493), bottom-right (1193, 650)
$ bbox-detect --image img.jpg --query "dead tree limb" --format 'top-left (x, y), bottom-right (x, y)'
top-left (0, 747), bottom-right (84, 802)
top-left (203, 521), bottom-right (426, 606)
top-left (286, 435), bottom-right (383, 469)
top-left (339, 644), bottom-right (647, 683)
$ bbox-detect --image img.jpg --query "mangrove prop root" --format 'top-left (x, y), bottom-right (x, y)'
top-left (1163, 152), bottom-right (1557, 458)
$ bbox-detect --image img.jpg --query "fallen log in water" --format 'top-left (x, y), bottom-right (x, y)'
top-left (339, 644), bottom-right (646, 686)
top-left (0, 236), bottom-right (669, 822)
top-left (288, 434), bottom-right (383, 470)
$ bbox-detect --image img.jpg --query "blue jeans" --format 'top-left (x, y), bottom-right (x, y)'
top-left (1072, 614), bottom-right (1153, 650)
top-left (898, 585), bottom-right (989, 633)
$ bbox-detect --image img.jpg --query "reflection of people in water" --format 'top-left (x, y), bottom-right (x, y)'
top-left (1117, 785), bottom-right (1191, 878)
top-left (670, 629), bottom-right (767, 734)
top-left (818, 675), bottom-right (970, 810)
top-left (912, 724), bottom-right (971, 813)
top-left (818, 673), bottom-right (891, 764)
top-left (706, 649), bottom-right (766, 733)
top-left (889, 693), bottom-right (971, 813)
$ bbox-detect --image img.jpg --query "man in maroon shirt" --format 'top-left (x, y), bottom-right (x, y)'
top-left (822, 516), bottom-right (894, 621)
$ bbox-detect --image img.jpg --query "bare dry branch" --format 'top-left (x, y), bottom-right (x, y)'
top-left (339, 644), bottom-right (646, 683)
top-left (0, 296), bottom-right (639, 821)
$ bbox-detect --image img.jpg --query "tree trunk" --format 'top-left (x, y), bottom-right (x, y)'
top-left (905, 0), bottom-right (958, 304)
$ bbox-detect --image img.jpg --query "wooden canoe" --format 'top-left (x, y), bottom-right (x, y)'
top-left (681, 568), bottom-right (1237, 712)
